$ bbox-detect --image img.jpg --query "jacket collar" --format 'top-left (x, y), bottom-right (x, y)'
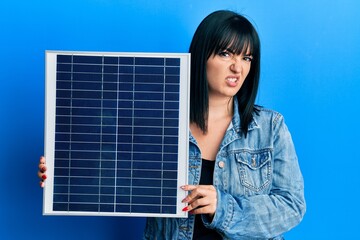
top-left (189, 97), bottom-right (259, 144)
top-left (229, 97), bottom-right (259, 134)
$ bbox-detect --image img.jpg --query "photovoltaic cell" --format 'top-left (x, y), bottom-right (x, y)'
top-left (44, 51), bottom-right (189, 217)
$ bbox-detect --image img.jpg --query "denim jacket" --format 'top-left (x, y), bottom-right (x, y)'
top-left (144, 100), bottom-right (306, 239)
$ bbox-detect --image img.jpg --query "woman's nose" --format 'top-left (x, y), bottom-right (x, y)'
top-left (230, 59), bottom-right (242, 73)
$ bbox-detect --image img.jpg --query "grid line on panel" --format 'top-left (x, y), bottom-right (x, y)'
top-left (67, 55), bottom-right (74, 211)
top-left (98, 56), bottom-right (104, 212)
top-left (130, 56), bottom-right (135, 213)
top-left (161, 59), bottom-right (165, 214)
top-left (113, 56), bottom-right (120, 212)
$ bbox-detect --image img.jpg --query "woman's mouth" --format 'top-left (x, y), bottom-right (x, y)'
top-left (227, 77), bottom-right (238, 83)
top-left (226, 77), bottom-right (238, 87)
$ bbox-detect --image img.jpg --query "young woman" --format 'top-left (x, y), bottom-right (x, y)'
top-left (39, 10), bottom-right (306, 239)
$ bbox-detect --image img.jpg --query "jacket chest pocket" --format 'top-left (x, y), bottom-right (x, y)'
top-left (235, 150), bottom-right (272, 194)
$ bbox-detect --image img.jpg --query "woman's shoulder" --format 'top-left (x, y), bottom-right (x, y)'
top-left (253, 105), bottom-right (285, 125)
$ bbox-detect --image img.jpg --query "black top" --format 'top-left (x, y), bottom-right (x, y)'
top-left (192, 159), bottom-right (222, 240)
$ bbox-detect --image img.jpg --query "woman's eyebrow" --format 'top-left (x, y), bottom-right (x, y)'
top-left (225, 48), bottom-right (235, 54)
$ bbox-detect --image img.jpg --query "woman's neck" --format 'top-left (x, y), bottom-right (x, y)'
top-left (208, 96), bottom-right (234, 120)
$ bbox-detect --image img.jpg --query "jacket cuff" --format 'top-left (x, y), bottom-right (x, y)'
top-left (202, 188), bottom-right (235, 232)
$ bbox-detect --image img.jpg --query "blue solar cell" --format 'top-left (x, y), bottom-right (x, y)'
top-left (56, 89), bottom-right (71, 98)
top-left (72, 81), bottom-right (102, 90)
top-left (73, 73), bottom-right (102, 81)
top-left (164, 110), bottom-right (179, 118)
top-left (132, 178), bottom-right (161, 187)
top-left (54, 167), bottom-right (69, 176)
top-left (163, 153), bottom-right (178, 162)
top-left (57, 54), bottom-right (72, 63)
top-left (119, 66), bottom-right (134, 74)
top-left (162, 206), bottom-right (176, 214)
top-left (165, 67), bottom-right (180, 75)
top-left (119, 57), bottom-right (134, 65)
top-left (70, 194), bottom-right (99, 203)
top-left (163, 180), bottom-right (177, 188)
top-left (134, 92), bottom-right (163, 101)
top-left (116, 205), bottom-right (130, 212)
top-left (57, 63), bottom-right (72, 72)
top-left (135, 83), bottom-right (163, 92)
top-left (134, 109), bottom-right (163, 118)
top-left (73, 55), bottom-right (102, 64)
top-left (71, 160), bottom-right (100, 168)
top-left (135, 66), bottom-right (164, 75)
top-left (103, 74), bottom-right (118, 82)
top-left (54, 159), bottom-right (69, 168)
top-left (164, 127), bottom-right (178, 135)
top-left (71, 177), bottom-right (100, 185)
top-left (165, 58), bottom-right (180, 66)
top-left (133, 126), bottom-right (162, 135)
top-left (166, 76), bottom-right (180, 84)
top-left (165, 92), bottom-right (179, 101)
top-left (103, 65), bottom-right (118, 73)
top-left (57, 72), bottom-right (71, 80)
top-left (162, 197), bottom-right (177, 205)
top-left (132, 187), bottom-right (161, 196)
top-left (104, 56), bottom-right (118, 64)
top-left (165, 84), bottom-right (180, 92)
top-left (71, 151), bottom-right (100, 159)
top-left (119, 83), bottom-right (133, 91)
top-left (134, 100), bottom-right (163, 109)
top-left (100, 187), bottom-right (115, 195)
top-left (56, 80), bottom-right (71, 89)
top-left (132, 196), bottom-right (161, 205)
top-left (135, 57), bottom-right (164, 66)
top-left (116, 186), bottom-right (131, 195)
top-left (53, 194), bottom-right (68, 203)
top-left (131, 205), bottom-right (160, 213)
top-left (69, 203), bottom-right (99, 212)
top-left (136, 74), bottom-right (164, 83)
top-left (73, 64), bottom-right (102, 73)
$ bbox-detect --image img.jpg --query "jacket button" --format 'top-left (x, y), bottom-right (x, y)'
top-left (218, 161), bottom-right (225, 168)
top-left (251, 157), bottom-right (256, 167)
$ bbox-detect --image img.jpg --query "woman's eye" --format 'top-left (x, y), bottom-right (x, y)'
top-left (243, 56), bottom-right (253, 62)
top-left (218, 51), bottom-right (231, 58)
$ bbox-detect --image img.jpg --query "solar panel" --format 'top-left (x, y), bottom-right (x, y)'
top-left (44, 51), bottom-right (189, 218)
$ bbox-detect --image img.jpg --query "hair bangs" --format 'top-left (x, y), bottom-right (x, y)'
top-left (211, 20), bottom-right (255, 58)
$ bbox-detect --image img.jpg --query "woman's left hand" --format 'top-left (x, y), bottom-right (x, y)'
top-left (181, 185), bottom-right (217, 217)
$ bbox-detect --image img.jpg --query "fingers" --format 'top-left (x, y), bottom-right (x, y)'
top-left (39, 180), bottom-right (45, 188)
top-left (38, 156), bottom-right (47, 188)
top-left (39, 156), bottom-right (46, 171)
top-left (181, 185), bottom-right (217, 216)
top-left (39, 156), bottom-right (46, 164)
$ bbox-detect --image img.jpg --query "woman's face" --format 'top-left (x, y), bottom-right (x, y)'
top-left (206, 48), bottom-right (252, 99)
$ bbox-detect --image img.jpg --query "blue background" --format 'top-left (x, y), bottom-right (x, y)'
top-left (1, 0), bottom-right (359, 239)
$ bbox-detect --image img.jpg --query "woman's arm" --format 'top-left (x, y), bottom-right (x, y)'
top-left (203, 115), bottom-right (306, 238)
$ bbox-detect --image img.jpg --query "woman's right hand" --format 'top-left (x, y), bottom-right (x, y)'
top-left (38, 156), bottom-right (47, 188)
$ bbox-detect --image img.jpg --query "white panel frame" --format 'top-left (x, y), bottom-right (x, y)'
top-left (44, 51), bottom-right (190, 218)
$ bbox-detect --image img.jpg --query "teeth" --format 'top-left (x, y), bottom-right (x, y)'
top-left (227, 78), bottom-right (237, 82)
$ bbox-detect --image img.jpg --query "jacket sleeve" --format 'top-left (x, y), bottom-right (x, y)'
top-left (202, 114), bottom-right (306, 239)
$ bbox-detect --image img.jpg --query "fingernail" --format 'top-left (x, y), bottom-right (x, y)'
top-left (180, 186), bottom-right (186, 190)
top-left (182, 206), bottom-right (188, 212)
top-left (42, 175), bottom-right (47, 180)
top-left (41, 167), bottom-right (46, 172)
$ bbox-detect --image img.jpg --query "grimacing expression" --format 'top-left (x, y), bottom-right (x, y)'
top-left (206, 48), bottom-right (252, 99)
